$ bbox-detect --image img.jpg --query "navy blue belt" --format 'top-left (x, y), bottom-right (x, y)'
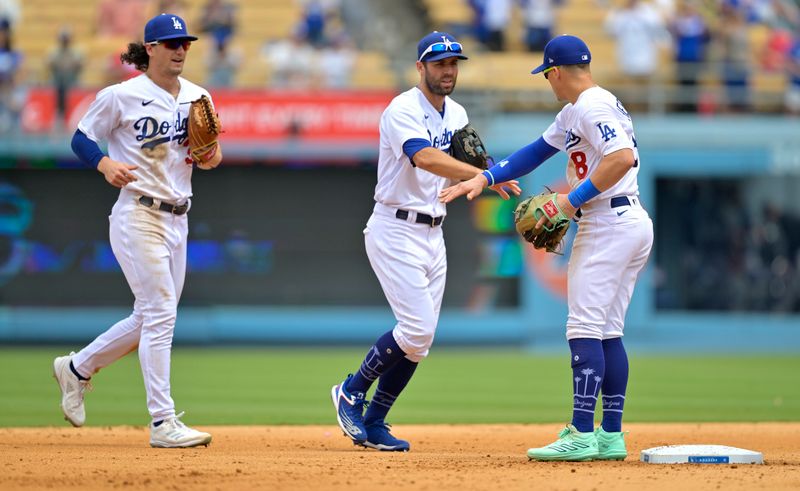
top-left (575, 196), bottom-right (633, 219)
top-left (138, 196), bottom-right (188, 215)
top-left (395, 209), bottom-right (443, 227)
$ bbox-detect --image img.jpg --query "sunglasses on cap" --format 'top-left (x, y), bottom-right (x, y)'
top-left (147, 39), bottom-right (192, 50)
top-left (418, 41), bottom-right (463, 62)
top-left (542, 66), bottom-right (559, 80)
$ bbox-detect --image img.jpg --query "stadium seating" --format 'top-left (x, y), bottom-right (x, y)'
top-left (14, 0), bottom-right (395, 90)
top-left (416, 0), bottom-right (786, 111)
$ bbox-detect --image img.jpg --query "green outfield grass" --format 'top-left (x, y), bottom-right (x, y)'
top-left (1, 347), bottom-right (798, 427)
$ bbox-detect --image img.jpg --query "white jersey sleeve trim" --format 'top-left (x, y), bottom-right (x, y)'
top-left (382, 104), bottom-right (432, 160)
top-left (78, 85), bottom-right (121, 142)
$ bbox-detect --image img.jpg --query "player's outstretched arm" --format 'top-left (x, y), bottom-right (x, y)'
top-left (412, 147), bottom-right (489, 181)
top-left (97, 157), bottom-right (138, 188)
top-left (439, 171), bottom-right (521, 203)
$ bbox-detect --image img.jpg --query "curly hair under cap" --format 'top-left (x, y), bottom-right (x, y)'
top-left (120, 42), bottom-right (149, 72)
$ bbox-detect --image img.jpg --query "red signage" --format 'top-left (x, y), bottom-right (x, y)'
top-left (22, 88), bottom-right (395, 141)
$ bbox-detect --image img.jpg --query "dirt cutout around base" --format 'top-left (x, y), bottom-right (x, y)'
top-left (1, 423), bottom-right (798, 490)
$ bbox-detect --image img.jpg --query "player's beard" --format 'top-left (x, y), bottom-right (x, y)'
top-left (425, 72), bottom-right (456, 96)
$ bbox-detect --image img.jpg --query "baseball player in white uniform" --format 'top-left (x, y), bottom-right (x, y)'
top-left (53, 13), bottom-right (221, 448)
top-left (331, 32), bottom-right (519, 451)
top-left (440, 35), bottom-right (653, 461)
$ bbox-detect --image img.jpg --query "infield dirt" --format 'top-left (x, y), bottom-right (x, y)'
top-left (1, 423), bottom-right (798, 490)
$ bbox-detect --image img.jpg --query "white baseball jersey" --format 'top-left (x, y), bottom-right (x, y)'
top-left (78, 74), bottom-right (211, 203)
top-left (542, 86), bottom-right (640, 202)
top-left (542, 86), bottom-right (653, 341)
top-left (374, 86), bottom-right (469, 218)
top-left (71, 73), bottom-right (212, 422)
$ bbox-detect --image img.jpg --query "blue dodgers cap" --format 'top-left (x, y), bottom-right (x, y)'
top-left (531, 35), bottom-right (591, 74)
top-left (144, 13), bottom-right (198, 43)
top-left (417, 31), bottom-right (468, 62)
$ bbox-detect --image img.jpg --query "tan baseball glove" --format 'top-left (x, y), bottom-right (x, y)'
top-left (188, 95), bottom-right (222, 167)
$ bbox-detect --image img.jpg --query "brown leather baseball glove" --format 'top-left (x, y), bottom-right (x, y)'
top-left (188, 95), bottom-right (222, 166)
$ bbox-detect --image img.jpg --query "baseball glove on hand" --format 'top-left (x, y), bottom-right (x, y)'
top-left (188, 95), bottom-right (222, 167)
top-left (514, 192), bottom-right (571, 253)
top-left (450, 124), bottom-right (491, 170)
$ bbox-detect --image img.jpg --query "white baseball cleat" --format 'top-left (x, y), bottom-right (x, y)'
top-left (53, 352), bottom-right (92, 427)
top-left (149, 412), bottom-right (212, 448)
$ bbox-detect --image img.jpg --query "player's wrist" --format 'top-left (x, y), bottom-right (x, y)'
top-left (567, 179), bottom-right (601, 208)
top-left (481, 170), bottom-right (494, 186)
top-left (97, 156), bottom-right (112, 174)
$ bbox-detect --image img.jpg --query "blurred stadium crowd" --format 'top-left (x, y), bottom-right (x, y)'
top-left (656, 179), bottom-right (800, 312)
top-left (1, 0), bottom-right (799, 132)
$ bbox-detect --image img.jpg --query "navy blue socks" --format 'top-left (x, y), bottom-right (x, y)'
top-left (363, 357), bottom-right (418, 426)
top-left (346, 330), bottom-right (407, 394)
top-left (569, 338), bottom-right (605, 433)
top-left (600, 337), bottom-right (628, 432)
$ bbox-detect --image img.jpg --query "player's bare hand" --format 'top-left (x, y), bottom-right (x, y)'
top-left (489, 180), bottom-right (521, 200)
top-left (439, 174), bottom-right (488, 203)
top-left (98, 157), bottom-right (138, 188)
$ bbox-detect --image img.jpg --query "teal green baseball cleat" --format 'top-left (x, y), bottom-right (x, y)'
top-left (526, 424), bottom-right (599, 462)
top-left (595, 427), bottom-right (628, 461)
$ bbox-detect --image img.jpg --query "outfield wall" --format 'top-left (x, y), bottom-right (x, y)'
top-left (1, 115), bottom-right (799, 352)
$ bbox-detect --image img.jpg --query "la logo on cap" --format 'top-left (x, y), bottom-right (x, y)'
top-left (172, 17), bottom-right (182, 29)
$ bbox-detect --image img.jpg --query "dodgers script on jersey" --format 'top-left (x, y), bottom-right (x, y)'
top-left (542, 86), bottom-right (639, 202)
top-left (78, 74), bottom-right (212, 203)
top-left (374, 87), bottom-right (469, 217)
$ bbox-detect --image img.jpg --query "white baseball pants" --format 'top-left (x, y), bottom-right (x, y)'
top-left (566, 196), bottom-right (653, 340)
top-left (364, 203), bottom-right (447, 362)
top-left (72, 189), bottom-right (187, 421)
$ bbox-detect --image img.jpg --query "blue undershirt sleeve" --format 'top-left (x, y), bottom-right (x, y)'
top-left (71, 129), bottom-right (106, 169)
top-left (402, 138), bottom-right (432, 166)
top-left (481, 137), bottom-right (558, 186)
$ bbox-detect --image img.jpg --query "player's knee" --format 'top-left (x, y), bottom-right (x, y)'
top-left (397, 328), bottom-right (435, 356)
top-left (566, 323), bottom-right (603, 340)
top-left (143, 305), bottom-right (178, 330)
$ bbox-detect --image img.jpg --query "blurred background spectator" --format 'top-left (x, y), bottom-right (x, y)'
top-left (716, 3), bottom-right (752, 112)
top-left (668, 0), bottom-right (711, 112)
top-left (299, 0), bottom-right (327, 47)
top-left (206, 39), bottom-right (241, 88)
top-left (519, 0), bottom-right (562, 52)
top-left (787, 31), bottom-right (800, 114)
top-left (262, 26), bottom-right (316, 89)
top-left (470, 0), bottom-right (512, 51)
top-left (0, 0), bottom-right (19, 29)
top-left (605, 0), bottom-right (669, 110)
top-left (153, 0), bottom-right (188, 18)
top-left (0, 20), bottom-right (22, 133)
top-left (47, 29), bottom-right (83, 130)
top-left (317, 31), bottom-right (355, 88)
top-left (199, 0), bottom-right (237, 50)
top-left (96, 0), bottom-right (149, 41)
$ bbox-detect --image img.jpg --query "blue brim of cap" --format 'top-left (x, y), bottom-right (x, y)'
top-left (150, 33), bottom-right (199, 42)
top-left (531, 63), bottom-right (549, 74)
top-left (424, 52), bottom-right (469, 62)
